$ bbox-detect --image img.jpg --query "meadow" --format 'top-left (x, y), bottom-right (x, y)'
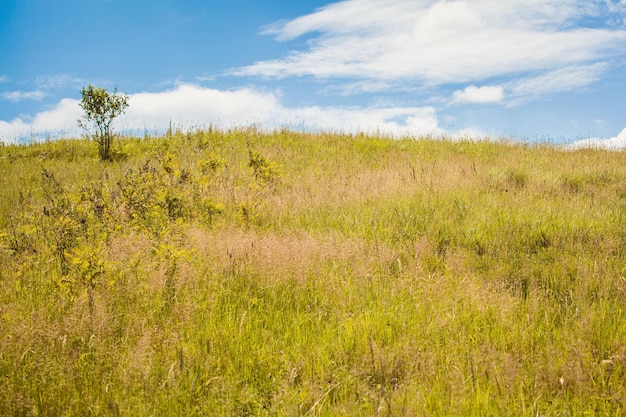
top-left (1, 129), bottom-right (625, 416)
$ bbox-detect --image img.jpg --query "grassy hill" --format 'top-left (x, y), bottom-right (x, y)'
top-left (1, 129), bottom-right (626, 415)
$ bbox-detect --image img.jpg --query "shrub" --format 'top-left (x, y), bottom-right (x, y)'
top-left (78, 85), bottom-right (129, 161)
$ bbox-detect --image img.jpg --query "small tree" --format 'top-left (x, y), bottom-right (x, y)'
top-left (78, 85), bottom-right (129, 161)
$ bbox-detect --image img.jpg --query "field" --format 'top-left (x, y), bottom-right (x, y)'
top-left (1, 129), bottom-right (625, 416)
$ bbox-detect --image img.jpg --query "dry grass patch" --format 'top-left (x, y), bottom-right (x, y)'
top-left (185, 226), bottom-right (402, 284)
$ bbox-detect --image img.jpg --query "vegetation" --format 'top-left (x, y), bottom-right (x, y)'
top-left (78, 85), bottom-right (129, 161)
top-left (1, 129), bottom-right (626, 416)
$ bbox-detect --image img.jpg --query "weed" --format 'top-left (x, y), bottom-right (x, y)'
top-left (248, 148), bottom-right (280, 186)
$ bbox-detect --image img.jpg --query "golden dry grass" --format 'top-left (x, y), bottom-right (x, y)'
top-left (1, 130), bottom-right (626, 415)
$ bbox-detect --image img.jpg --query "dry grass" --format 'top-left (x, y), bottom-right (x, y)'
top-left (2, 130), bottom-right (626, 415)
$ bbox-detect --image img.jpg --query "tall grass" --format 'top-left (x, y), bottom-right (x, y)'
top-left (1, 130), bottom-right (625, 415)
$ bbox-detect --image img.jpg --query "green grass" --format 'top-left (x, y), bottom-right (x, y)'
top-left (1, 130), bottom-right (626, 415)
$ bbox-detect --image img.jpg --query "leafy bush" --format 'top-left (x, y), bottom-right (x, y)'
top-left (78, 85), bottom-right (129, 161)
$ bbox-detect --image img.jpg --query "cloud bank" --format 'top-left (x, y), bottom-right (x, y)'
top-left (567, 127), bottom-right (626, 150)
top-left (0, 84), bottom-right (441, 144)
top-left (0, 98), bottom-right (83, 143)
top-left (2, 83), bottom-right (624, 148)
top-left (125, 84), bottom-right (440, 136)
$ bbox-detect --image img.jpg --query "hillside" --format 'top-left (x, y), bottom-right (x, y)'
top-left (1, 130), bottom-right (626, 415)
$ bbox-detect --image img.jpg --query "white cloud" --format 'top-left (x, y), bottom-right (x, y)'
top-left (123, 84), bottom-right (281, 128)
top-left (234, 0), bottom-right (626, 99)
top-left (121, 84), bottom-right (440, 136)
top-left (0, 76), bottom-right (9, 83)
top-left (0, 98), bottom-right (82, 144)
top-left (279, 105), bottom-right (439, 136)
top-left (1, 90), bottom-right (47, 102)
top-left (0, 84), bottom-right (441, 143)
top-left (566, 127), bottom-right (626, 150)
top-left (452, 85), bottom-right (504, 104)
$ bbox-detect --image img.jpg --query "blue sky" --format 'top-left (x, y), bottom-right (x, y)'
top-left (1, 0), bottom-right (626, 148)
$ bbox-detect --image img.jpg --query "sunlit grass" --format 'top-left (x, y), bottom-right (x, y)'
top-left (1, 130), bottom-right (626, 415)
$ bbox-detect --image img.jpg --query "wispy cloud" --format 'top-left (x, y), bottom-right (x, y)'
top-left (1, 90), bottom-right (47, 102)
top-left (233, 0), bottom-right (626, 101)
top-left (605, 0), bottom-right (626, 16)
top-left (35, 74), bottom-right (88, 90)
top-left (506, 63), bottom-right (607, 105)
top-left (0, 84), bottom-right (442, 144)
top-left (195, 74), bottom-right (216, 82)
top-left (0, 76), bottom-right (9, 83)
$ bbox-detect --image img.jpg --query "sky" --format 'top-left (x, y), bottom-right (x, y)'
top-left (1, 0), bottom-right (626, 148)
